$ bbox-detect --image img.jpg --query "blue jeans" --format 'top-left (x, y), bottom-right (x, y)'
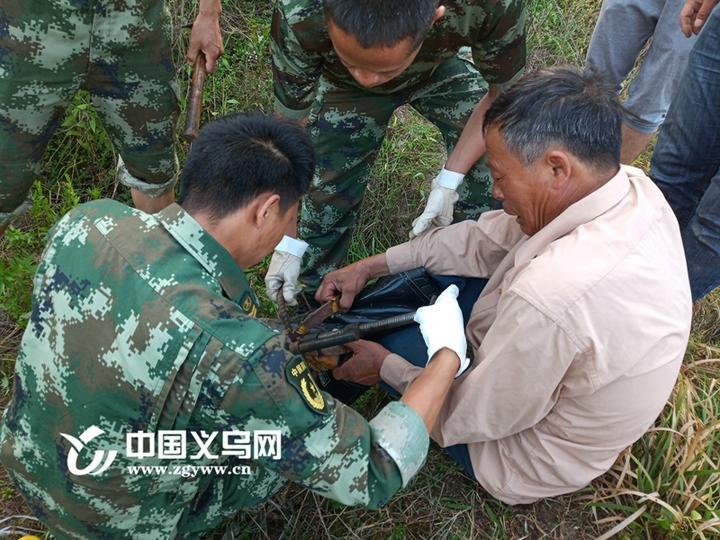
top-left (374, 275), bottom-right (487, 480)
top-left (650, 9), bottom-right (720, 301)
top-left (586, 0), bottom-right (698, 133)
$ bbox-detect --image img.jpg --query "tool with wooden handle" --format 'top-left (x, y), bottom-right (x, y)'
top-left (183, 51), bottom-right (207, 142)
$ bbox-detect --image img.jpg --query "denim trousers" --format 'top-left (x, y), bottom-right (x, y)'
top-left (585, 0), bottom-right (698, 133)
top-left (650, 9), bottom-right (720, 301)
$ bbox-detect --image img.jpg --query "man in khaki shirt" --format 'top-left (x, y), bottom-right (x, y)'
top-left (315, 67), bottom-right (693, 504)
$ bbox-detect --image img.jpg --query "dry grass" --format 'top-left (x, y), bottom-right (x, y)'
top-left (591, 293), bottom-right (720, 538)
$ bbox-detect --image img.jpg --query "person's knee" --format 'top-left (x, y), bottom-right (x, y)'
top-left (116, 152), bottom-right (177, 198)
top-left (598, 0), bottom-right (649, 20)
top-left (693, 209), bottom-right (720, 243)
top-left (92, 81), bottom-right (179, 184)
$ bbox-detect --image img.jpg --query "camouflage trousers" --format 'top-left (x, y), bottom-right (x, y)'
top-left (299, 53), bottom-right (495, 290)
top-left (0, 0), bottom-right (180, 226)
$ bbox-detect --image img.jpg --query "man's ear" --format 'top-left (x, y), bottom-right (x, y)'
top-left (545, 150), bottom-right (572, 189)
top-left (433, 5), bottom-right (446, 24)
top-left (255, 193), bottom-right (282, 228)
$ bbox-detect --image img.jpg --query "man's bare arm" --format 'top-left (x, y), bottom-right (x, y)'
top-left (401, 348), bottom-right (460, 431)
top-left (444, 86), bottom-right (501, 174)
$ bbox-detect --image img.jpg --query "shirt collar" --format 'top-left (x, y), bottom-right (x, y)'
top-left (155, 204), bottom-right (257, 307)
top-left (515, 167), bottom-right (631, 266)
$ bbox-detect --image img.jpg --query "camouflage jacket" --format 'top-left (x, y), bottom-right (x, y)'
top-left (271, 0), bottom-right (527, 119)
top-left (0, 201), bottom-right (428, 539)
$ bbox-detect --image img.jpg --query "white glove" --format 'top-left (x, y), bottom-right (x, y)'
top-left (413, 284), bottom-right (470, 377)
top-left (410, 167), bottom-right (465, 238)
top-left (265, 235), bottom-right (308, 306)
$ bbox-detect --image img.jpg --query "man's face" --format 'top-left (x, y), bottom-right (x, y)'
top-left (485, 126), bottom-right (556, 236)
top-left (327, 18), bottom-right (423, 88)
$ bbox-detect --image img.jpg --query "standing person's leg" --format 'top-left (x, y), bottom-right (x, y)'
top-left (88, 0), bottom-right (179, 214)
top-left (585, 0), bottom-right (663, 163)
top-left (651, 10), bottom-right (720, 301)
top-left (0, 1), bottom-right (90, 234)
top-left (620, 0), bottom-right (700, 163)
top-left (685, 170), bottom-right (720, 301)
top-left (298, 79), bottom-right (400, 292)
top-left (410, 52), bottom-right (496, 222)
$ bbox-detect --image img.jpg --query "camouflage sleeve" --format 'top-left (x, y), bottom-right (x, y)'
top-left (472, 0), bottom-right (527, 87)
top-left (270, 4), bottom-right (323, 120)
top-left (225, 333), bottom-right (429, 508)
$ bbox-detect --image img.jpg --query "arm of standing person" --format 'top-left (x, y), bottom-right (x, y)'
top-left (410, 0), bottom-right (528, 237)
top-left (188, 0), bottom-right (224, 73)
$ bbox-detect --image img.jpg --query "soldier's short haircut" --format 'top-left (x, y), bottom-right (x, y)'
top-left (483, 67), bottom-right (622, 171)
top-left (178, 113), bottom-right (315, 218)
top-left (323, 0), bottom-right (438, 48)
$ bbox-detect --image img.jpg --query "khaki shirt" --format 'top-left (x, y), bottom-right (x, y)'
top-left (381, 166), bottom-right (692, 504)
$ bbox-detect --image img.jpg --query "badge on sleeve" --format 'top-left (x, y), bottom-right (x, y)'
top-left (240, 292), bottom-right (258, 317)
top-left (286, 356), bottom-right (329, 414)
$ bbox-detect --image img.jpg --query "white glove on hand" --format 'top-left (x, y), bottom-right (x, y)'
top-left (265, 235), bottom-right (308, 306)
top-left (410, 167), bottom-right (465, 238)
top-left (413, 284), bottom-right (470, 377)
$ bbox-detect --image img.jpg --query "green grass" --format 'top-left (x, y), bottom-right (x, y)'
top-left (0, 0), bottom-right (719, 538)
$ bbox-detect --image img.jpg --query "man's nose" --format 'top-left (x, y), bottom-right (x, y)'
top-left (351, 69), bottom-right (384, 88)
top-left (492, 183), bottom-right (504, 201)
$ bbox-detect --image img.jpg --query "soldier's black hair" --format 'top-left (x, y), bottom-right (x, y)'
top-left (323, 0), bottom-right (439, 48)
top-left (484, 67), bottom-right (622, 171)
top-left (178, 113), bottom-right (315, 219)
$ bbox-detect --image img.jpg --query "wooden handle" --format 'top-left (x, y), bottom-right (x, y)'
top-left (183, 52), bottom-right (207, 143)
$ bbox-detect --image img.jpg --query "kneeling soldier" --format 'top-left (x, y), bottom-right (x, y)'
top-left (0, 113), bottom-right (468, 538)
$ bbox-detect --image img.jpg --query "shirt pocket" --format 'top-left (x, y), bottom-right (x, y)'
top-left (144, 310), bottom-right (204, 432)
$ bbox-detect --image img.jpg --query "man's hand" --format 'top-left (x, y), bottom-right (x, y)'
top-left (317, 253), bottom-right (390, 309)
top-left (316, 261), bottom-right (371, 309)
top-left (332, 340), bottom-right (391, 385)
top-left (410, 168), bottom-right (464, 238)
top-left (265, 236), bottom-right (308, 306)
top-left (680, 0), bottom-right (719, 36)
top-left (188, 1), bottom-right (224, 73)
top-left (414, 285), bottom-right (469, 377)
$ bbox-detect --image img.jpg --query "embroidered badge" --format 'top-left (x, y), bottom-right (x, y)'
top-left (286, 356), bottom-right (328, 414)
top-left (241, 294), bottom-right (257, 317)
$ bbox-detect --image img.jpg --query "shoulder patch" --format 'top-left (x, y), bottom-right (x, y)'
top-left (286, 356), bottom-right (329, 415)
top-left (241, 293), bottom-right (258, 317)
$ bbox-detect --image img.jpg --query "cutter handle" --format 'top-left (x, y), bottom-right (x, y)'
top-left (183, 52), bottom-right (207, 143)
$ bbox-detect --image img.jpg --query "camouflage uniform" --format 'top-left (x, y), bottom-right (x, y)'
top-left (0, 200), bottom-right (428, 538)
top-left (0, 0), bottom-right (179, 227)
top-left (271, 0), bottom-right (527, 289)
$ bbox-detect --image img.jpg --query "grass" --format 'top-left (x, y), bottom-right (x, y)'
top-left (1, 0), bottom-right (719, 538)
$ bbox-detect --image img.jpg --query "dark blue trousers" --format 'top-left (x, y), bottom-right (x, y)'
top-left (650, 9), bottom-right (720, 301)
